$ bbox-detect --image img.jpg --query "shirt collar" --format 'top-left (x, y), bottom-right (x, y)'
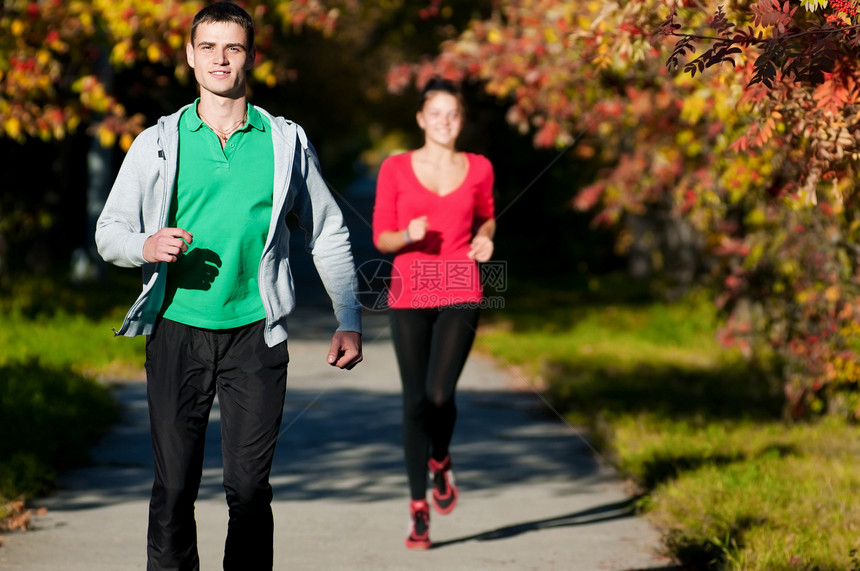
top-left (246, 104), bottom-right (264, 132)
top-left (184, 99), bottom-right (265, 133)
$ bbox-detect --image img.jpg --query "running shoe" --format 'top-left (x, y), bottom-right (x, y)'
top-left (428, 455), bottom-right (458, 515)
top-left (405, 499), bottom-right (431, 550)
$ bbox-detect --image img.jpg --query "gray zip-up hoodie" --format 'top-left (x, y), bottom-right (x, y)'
top-left (95, 103), bottom-right (361, 346)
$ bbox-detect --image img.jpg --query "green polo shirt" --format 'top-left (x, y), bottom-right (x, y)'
top-left (161, 100), bottom-right (274, 329)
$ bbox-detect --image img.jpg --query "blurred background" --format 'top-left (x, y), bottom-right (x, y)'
top-left (0, 0), bottom-right (621, 291)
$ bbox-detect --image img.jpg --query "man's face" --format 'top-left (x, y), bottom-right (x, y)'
top-left (186, 21), bottom-right (254, 99)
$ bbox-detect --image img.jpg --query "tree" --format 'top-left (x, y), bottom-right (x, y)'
top-left (390, 0), bottom-right (860, 419)
top-left (0, 0), bottom-right (487, 280)
top-left (657, 1), bottom-right (860, 419)
top-left (0, 0), bottom-right (336, 281)
top-left (0, 0), bottom-right (341, 146)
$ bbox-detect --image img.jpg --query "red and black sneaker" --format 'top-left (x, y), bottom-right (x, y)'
top-left (405, 499), bottom-right (432, 550)
top-left (428, 455), bottom-right (458, 515)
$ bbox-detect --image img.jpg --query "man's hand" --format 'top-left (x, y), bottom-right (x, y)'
top-left (327, 331), bottom-right (363, 370)
top-left (143, 227), bottom-right (193, 263)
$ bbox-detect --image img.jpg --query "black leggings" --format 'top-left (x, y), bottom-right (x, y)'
top-left (390, 305), bottom-right (480, 500)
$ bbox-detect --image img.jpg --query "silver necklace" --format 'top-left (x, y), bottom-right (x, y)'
top-left (198, 109), bottom-right (247, 144)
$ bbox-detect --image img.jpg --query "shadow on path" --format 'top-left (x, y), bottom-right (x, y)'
top-left (54, 381), bottom-right (612, 509)
top-left (432, 496), bottom-right (642, 547)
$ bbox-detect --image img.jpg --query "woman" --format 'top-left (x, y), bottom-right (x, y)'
top-left (372, 78), bottom-right (496, 549)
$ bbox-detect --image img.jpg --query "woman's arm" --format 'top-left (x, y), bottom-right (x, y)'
top-left (468, 218), bottom-right (495, 262)
top-left (469, 157), bottom-right (496, 262)
top-left (375, 216), bottom-right (428, 253)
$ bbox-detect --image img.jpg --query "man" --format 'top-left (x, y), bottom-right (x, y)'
top-left (95, 3), bottom-right (363, 570)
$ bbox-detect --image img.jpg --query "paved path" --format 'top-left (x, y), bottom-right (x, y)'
top-left (1, 181), bottom-right (677, 570)
top-left (0, 308), bottom-right (675, 571)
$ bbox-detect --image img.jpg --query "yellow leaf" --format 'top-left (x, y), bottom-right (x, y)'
top-left (168, 33), bottom-right (184, 50)
top-left (111, 42), bottom-right (129, 65)
top-left (253, 60), bottom-right (275, 86)
top-left (98, 126), bottom-right (116, 148)
top-left (120, 132), bottom-right (134, 152)
top-left (676, 129), bottom-right (694, 145)
top-left (147, 44), bottom-right (161, 63)
top-left (744, 241), bottom-right (764, 267)
top-left (37, 50), bottom-right (52, 66)
top-left (745, 208), bottom-right (766, 227)
top-left (3, 117), bottom-right (22, 139)
top-left (780, 259), bottom-right (797, 277)
top-left (680, 92), bottom-right (709, 124)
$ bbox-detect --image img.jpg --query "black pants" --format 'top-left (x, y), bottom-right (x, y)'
top-left (144, 318), bottom-right (289, 571)
top-left (390, 305), bottom-right (479, 500)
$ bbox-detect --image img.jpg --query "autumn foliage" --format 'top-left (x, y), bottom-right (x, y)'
top-left (6, 0), bottom-right (860, 419)
top-left (389, 0), bottom-right (860, 420)
top-left (0, 0), bottom-right (336, 150)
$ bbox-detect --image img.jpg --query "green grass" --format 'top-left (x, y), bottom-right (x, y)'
top-left (0, 271), bottom-right (145, 376)
top-left (0, 271), bottom-right (144, 522)
top-left (0, 309), bottom-right (144, 377)
top-left (0, 361), bottom-right (118, 502)
top-left (619, 415), bottom-right (860, 570)
top-left (5, 271), bottom-right (860, 568)
top-left (476, 281), bottom-right (860, 570)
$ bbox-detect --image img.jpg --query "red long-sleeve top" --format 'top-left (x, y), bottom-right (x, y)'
top-left (372, 151), bottom-right (495, 309)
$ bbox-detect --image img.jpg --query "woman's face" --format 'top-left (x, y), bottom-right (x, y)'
top-left (416, 91), bottom-right (463, 148)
